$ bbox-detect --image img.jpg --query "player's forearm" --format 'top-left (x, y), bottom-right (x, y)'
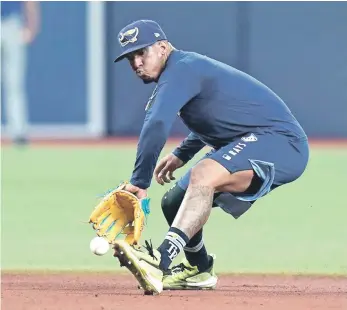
top-left (172, 132), bottom-right (206, 163)
top-left (130, 120), bottom-right (168, 189)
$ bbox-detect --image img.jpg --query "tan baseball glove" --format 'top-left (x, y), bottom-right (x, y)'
top-left (88, 182), bottom-right (150, 245)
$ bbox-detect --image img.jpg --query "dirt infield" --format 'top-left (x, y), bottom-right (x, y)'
top-left (2, 273), bottom-right (346, 310)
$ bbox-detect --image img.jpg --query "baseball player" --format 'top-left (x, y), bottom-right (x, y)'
top-left (110, 20), bottom-right (309, 294)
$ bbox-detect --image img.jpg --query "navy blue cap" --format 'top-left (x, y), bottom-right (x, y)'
top-left (114, 20), bottom-right (167, 63)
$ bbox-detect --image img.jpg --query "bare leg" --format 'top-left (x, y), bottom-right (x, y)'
top-left (160, 183), bottom-right (210, 270)
top-left (172, 159), bottom-right (253, 238)
top-left (172, 184), bottom-right (214, 239)
top-left (158, 159), bottom-right (253, 270)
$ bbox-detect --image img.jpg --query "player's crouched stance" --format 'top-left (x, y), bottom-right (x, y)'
top-left (113, 131), bottom-right (309, 294)
top-left (110, 19), bottom-right (309, 295)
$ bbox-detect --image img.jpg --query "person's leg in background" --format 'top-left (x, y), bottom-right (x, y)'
top-left (2, 14), bottom-right (29, 144)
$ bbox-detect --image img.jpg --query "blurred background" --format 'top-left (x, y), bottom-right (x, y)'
top-left (1, 2), bottom-right (346, 275)
top-left (1, 1), bottom-right (346, 139)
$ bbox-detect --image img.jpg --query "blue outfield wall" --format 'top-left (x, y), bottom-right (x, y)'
top-left (246, 2), bottom-right (347, 138)
top-left (1, 2), bottom-right (346, 137)
top-left (108, 1), bottom-right (347, 138)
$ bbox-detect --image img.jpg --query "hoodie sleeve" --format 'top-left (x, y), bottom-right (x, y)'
top-left (172, 132), bottom-right (206, 163)
top-left (130, 62), bottom-right (201, 189)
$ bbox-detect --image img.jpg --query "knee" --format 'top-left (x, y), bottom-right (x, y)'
top-left (216, 170), bottom-right (255, 193)
top-left (189, 159), bottom-right (225, 188)
top-left (189, 159), bottom-right (255, 193)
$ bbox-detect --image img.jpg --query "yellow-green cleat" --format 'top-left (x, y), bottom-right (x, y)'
top-left (130, 240), bottom-right (161, 268)
top-left (163, 254), bottom-right (218, 290)
top-left (113, 240), bottom-right (163, 295)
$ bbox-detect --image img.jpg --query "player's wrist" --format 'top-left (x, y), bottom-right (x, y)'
top-left (172, 149), bottom-right (190, 163)
top-left (129, 178), bottom-right (149, 190)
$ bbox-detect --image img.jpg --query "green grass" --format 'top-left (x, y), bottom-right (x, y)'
top-left (1, 143), bottom-right (346, 275)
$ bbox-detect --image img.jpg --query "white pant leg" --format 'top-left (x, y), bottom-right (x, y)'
top-left (1, 14), bottom-right (28, 140)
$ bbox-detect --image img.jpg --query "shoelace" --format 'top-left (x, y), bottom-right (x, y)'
top-left (171, 262), bottom-right (195, 275)
top-left (171, 263), bottom-right (185, 274)
top-left (143, 239), bottom-right (158, 261)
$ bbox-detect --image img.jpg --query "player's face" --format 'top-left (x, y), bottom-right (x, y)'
top-left (127, 43), bottom-right (166, 84)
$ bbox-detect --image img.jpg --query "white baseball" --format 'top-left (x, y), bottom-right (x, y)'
top-left (90, 237), bottom-right (110, 256)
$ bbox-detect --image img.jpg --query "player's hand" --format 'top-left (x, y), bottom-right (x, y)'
top-left (154, 153), bottom-right (184, 185)
top-left (124, 183), bottom-right (147, 199)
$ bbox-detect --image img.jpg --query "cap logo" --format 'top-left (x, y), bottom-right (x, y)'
top-left (119, 27), bottom-right (139, 47)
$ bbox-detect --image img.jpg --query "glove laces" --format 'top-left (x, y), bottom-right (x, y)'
top-left (143, 239), bottom-right (158, 261)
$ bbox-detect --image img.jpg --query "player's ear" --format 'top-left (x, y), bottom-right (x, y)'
top-left (158, 41), bottom-right (168, 55)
